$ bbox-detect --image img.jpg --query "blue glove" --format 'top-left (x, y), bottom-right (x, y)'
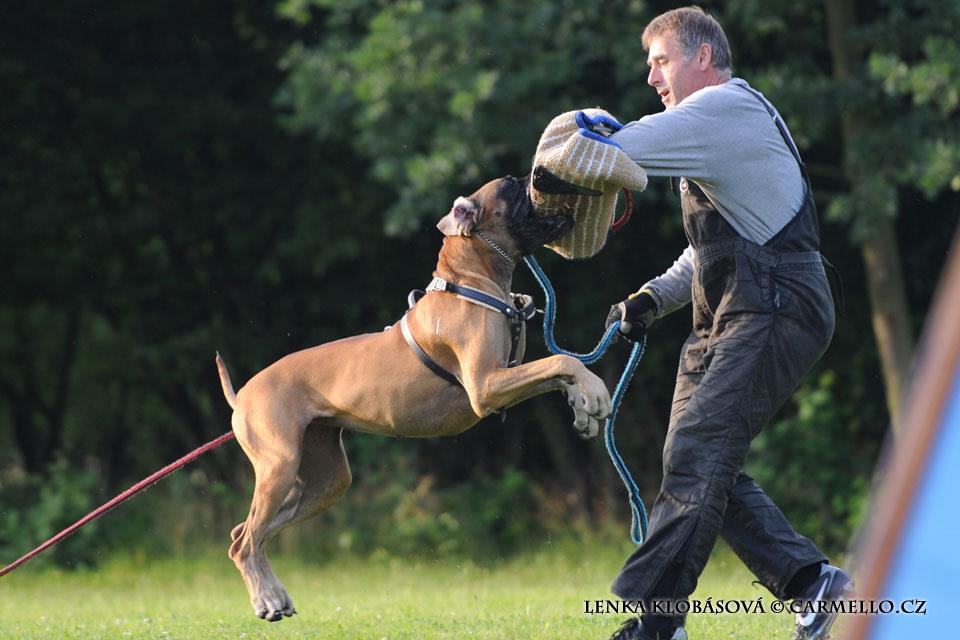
top-left (575, 111), bottom-right (625, 147)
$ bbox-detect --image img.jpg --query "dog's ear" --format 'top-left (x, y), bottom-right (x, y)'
top-left (437, 196), bottom-right (481, 237)
top-left (531, 165), bottom-right (602, 196)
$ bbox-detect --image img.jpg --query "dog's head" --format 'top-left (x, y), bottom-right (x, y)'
top-left (436, 176), bottom-right (574, 258)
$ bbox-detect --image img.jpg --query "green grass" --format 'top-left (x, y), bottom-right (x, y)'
top-left (0, 543), bottom-right (800, 639)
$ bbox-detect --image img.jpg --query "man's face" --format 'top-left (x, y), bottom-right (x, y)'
top-left (646, 32), bottom-right (704, 109)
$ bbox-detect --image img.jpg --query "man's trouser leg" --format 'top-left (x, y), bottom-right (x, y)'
top-left (611, 309), bottom-right (828, 608)
top-left (721, 473), bottom-right (827, 598)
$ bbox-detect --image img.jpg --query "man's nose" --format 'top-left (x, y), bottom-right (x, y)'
top-left (647, 67), bottom-right (661, 87)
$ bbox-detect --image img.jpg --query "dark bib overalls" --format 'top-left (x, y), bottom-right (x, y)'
top-left (611, 87), bottom-right (836, 612)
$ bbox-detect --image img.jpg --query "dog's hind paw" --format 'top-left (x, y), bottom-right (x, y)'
top-left (252, 586), bottom-right (297, 623)
top-left (258, 605), bottom-right (296, 622)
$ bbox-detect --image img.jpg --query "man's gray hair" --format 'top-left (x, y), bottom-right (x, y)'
top-left (642, 6), bottom-right (732, 72)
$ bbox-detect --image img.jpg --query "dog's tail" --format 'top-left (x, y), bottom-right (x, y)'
top-left (215, 352), bottom-right (237, 410)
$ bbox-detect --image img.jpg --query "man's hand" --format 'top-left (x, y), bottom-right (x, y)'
top-left (605, 291), bottom-right (657, 342)
top-left (575, 110), bottom-right (624, 138)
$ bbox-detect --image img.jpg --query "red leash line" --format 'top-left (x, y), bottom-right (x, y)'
top-left (611, 187), bottom-right (634, 232)
top-left (0, 431), bottom-right (236, 578)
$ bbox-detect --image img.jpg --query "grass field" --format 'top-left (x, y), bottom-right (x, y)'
top-left (0, 543), bottom-right (806, 639)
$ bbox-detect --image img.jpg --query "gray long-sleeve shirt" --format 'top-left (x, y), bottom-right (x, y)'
top-left (609, 77), bottom-right (805, 317)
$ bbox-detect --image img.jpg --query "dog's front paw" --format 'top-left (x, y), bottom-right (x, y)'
top-left (577, 413), bottom-right (602, 439)
top-left (566, 383), bottom-right (602, 439)
top-left (577, 372), bottom-right (612, 420)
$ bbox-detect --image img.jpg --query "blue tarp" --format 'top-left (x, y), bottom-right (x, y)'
top-left (871, 362), bottom-right (960, 637)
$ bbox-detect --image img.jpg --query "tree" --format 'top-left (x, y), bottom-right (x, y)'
top-left (723, 0), bottom-right (959, 429)
top-left (0, 1), bottom-right (392, 478)
top-left (823, 0), bottom-right (960, 429)
top-left (2, 0), bottom-right (956, 560)
top-left (274, 0), bottom-right (959, 531)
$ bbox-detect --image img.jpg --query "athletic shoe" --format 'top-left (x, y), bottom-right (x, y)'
top-left (610, 618), bottom-right (688, 640)
top-left (792, 564), bottom-right (854, 639)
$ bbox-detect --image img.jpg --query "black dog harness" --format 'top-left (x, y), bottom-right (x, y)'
top-left (400, 277), bottom-right (536, 388)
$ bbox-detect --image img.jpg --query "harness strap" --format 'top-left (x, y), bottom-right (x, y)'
top-left (506, 316), bottom-right (523, 368)
top-left (427, 276), bottom-right (527, 366)
top-left (400, 314), bottom-right (462, 387)
top-left (407, 289), bottom-right (425, 309)
top-left (401, 276), bottom-right (532, 387)
top-left (427, 277), bottom-right (518, 319)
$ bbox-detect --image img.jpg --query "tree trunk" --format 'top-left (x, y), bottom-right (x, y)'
top-left (860, 228), bottom-right (915, 426)
top-left (825, 0), bottom-right (914, 431)
top-left (1, 305), bottom-right (81, 474)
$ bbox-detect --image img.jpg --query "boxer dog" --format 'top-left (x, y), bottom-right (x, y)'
top-left (217, 175), bottom-right (611, 621)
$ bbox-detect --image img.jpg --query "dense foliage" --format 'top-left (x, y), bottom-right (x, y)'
top-left (2, 0), bottom-right (957, 567)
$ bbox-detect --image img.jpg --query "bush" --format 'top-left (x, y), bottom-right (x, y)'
top-left (1, 449), bottom-right (559, 570)
top-left (0, 460), bottom-right (101, 570)
top-left (746, 370), bottom-right (880, 553)
top-left (287, 457), bottom-right (548, 562)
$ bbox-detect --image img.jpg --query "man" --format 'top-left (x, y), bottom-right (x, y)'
top-left (597, 7), bottom-right (850, 640)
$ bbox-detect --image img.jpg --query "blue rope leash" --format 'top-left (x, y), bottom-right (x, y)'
top-left (523, 255), bottom-right (649, 544)
top-left (524, 254), bottom-right (619, 364)
top-left (603, 336), bottom-right (649, 545)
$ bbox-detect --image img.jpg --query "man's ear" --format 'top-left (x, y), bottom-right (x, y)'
top-left (697, 42), bottom-right (713, 70)
top-left (436, 196), bottom-right (480, 236)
